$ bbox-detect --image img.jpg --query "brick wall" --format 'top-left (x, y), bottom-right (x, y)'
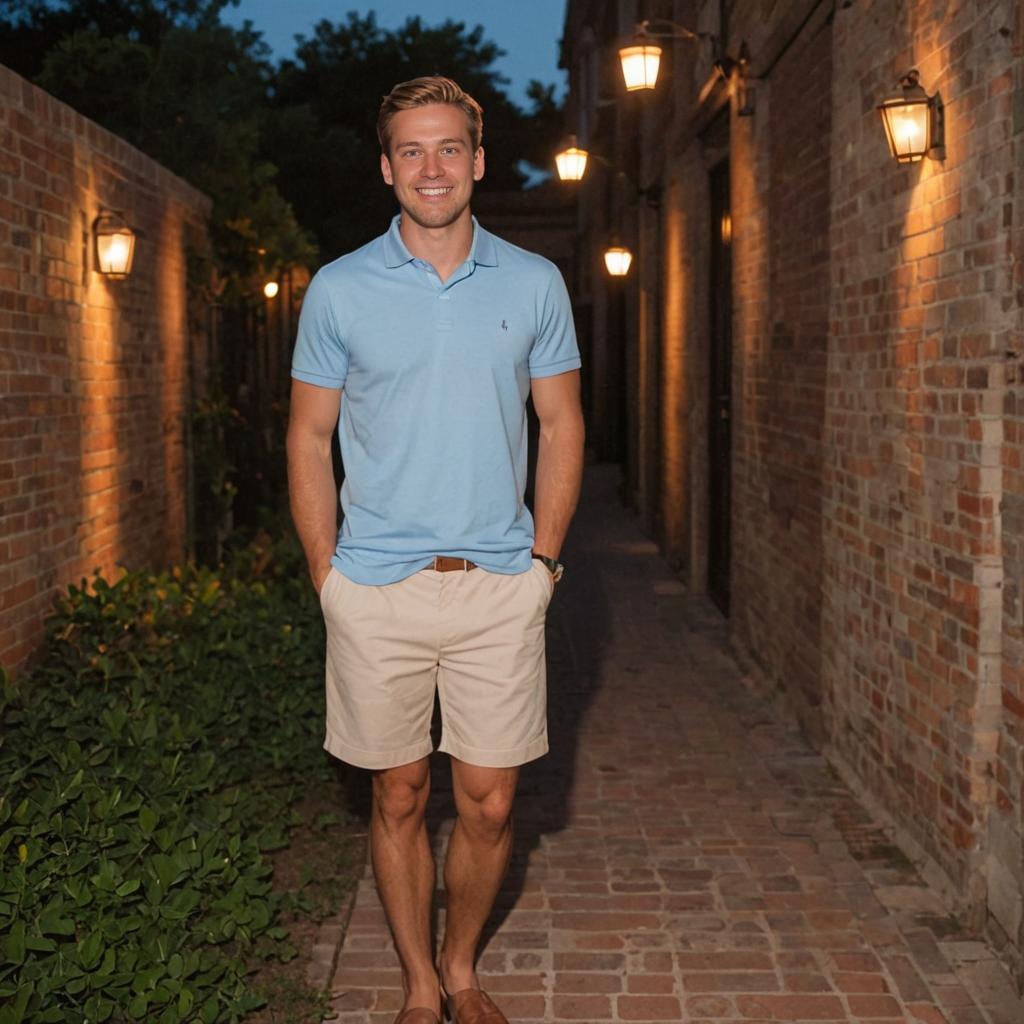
top-left (730, 12), bottom-right (832, 745)
top-left (822, 0), bottom-right (1017, 934)
top-left (658, 169), bottom-right (694, 572)
top-left (0, 64), bottom-right (211, 674)
top-left (991, 2), bottom-right (1024, 970)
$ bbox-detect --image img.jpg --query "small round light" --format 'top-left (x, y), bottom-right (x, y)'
top-left (263, 281), bottom-right (280, 299)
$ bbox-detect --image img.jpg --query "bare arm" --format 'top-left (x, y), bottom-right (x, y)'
top-left (286, 380), bottom-right (342, 592)
top-left (530, 370), bottom-right (585, 561)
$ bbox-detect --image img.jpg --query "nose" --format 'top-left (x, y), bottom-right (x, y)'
top-left (421, 151), bottom-right (444, 179)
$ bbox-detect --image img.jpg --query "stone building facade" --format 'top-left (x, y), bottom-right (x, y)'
top-left (562, 0), bottom-right (1024, 981)
top-left (0, 65), bottom-right (211, 674)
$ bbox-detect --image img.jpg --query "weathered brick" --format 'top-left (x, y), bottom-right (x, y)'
top-left (0, 63), bottom-right (210, 675)
top-left (551, 994), bottom-right (613, 1019)
top-left (734, 993), bottom-right (846, 1020)
top-left (616, 995), bottom-right (683, 1020)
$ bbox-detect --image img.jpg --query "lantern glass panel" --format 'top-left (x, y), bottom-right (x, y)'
top-left (555, 146), bottom-right (589, 181)
top-left (619, 44), bottom-right (662, 91)
top-left (879, 100), bottom-right (930, 162)
top-left (604, 246), bottom-right (633, 276)
top-left (96, 229), bottom-right (135, 277)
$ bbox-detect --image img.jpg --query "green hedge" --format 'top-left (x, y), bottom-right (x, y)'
top-left (0, 532), bottom-right (331, 1024)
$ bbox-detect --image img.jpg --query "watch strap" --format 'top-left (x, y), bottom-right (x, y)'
top-left (532, 553), bottom-right (564, 581)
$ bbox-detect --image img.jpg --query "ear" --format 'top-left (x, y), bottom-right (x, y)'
top-left (473, 146), bottom-right (485, 182)
top-left (381, 152), bottom-right (394, 186)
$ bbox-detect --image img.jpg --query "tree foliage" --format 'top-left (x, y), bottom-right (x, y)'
top-left (1, 0), bottom-right (316, 292)
top-left (264, 11), bottom-right (561, 259)
top-left (1, 1), bottom-right (564, 268)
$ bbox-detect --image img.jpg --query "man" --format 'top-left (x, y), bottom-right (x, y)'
top-left (287, 76), bottom-right (584, 1024)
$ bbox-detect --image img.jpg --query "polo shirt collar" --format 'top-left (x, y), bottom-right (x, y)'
top-left (470, 219), bottom-right (498, 267)
top-left (382, 214), bottom-right (499, 269)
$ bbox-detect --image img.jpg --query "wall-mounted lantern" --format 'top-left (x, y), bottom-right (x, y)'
top-left (604, 245), bottom-right (633, 277)
top-left (877, 70), bottom-right (944, 163)
top-left (263, 280), bottom-right (280, 299)
top-left (618, 19), bottom-right (715, 92)
top-left (555, 136), bottom-right (590, 181)
top-left (619, 39), bottom-right (664, 91)
top-left (93, 210), bottom-right (136, 279)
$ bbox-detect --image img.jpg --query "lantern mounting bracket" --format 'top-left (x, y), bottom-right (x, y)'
top-left (632, 19), bottom-right (719, 47)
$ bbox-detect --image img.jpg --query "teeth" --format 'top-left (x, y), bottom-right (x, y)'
top-left (419, 187), bottom-right (452, 196)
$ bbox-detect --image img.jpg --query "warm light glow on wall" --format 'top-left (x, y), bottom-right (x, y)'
top-left (720, 212), bottom-right (733, 245)
top-left (619, 42), bottom-right (662, 91)
top-left (604, 246), bottom-right (633, 276)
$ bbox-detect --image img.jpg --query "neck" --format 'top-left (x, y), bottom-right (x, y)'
top-left (398, 210), bottom-right (474, 282)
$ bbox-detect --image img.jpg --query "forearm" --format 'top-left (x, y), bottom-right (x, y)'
top-left (286, 430), bottom-right (338, 589)
top-left (532, 413), bottom-right (585, 560)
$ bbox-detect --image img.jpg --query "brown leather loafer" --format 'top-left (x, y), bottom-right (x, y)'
top-left (394, 1009), bottom-right (441, 1024)
top-left (445, 988), bottom-right (508, 1024)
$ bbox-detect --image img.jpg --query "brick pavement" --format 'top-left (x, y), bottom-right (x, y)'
top-left (316, 466), bottom-right (1024, 1023)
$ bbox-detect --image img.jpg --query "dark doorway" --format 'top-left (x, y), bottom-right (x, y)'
top-left (707, 158), bottom-right (732, 614)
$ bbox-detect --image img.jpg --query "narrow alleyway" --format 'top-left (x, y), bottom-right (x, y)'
top-left (317, 466), bottom-right (1023, 1024)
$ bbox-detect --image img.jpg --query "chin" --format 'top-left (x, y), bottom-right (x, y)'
top-left (404, 202), bottom-right (471, 231)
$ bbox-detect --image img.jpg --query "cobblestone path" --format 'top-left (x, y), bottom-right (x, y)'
top-left (316, 466), bottom-right (1023, 1023)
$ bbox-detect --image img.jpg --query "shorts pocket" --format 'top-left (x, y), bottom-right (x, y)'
top-left (530, 559), bottom-right (555, 606)
top-left (318, 566), bottom-right (339, 611)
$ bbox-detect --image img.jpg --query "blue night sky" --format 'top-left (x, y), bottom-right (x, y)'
top-left (221, 0), bottom-right (569, 108)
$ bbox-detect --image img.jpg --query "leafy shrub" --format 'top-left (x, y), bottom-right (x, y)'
top-left (0, 532), bottom-right (332, 1024)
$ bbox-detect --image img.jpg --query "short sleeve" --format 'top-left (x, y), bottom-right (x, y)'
top-left (291, 269), bottom-right (348, 388)
top-left (528, 267), bottom-right (581, 379)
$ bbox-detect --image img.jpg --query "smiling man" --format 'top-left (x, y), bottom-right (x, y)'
top-left (286, 77), bottom-right (584, 1024)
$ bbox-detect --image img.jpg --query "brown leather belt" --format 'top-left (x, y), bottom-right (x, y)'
top-left (431, 556), bottom-right (477, 572)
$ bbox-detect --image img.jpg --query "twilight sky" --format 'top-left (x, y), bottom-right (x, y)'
top-left (221, 0), bottom-right (569, 108)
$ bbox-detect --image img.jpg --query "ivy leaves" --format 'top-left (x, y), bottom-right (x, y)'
top-left (0, 532), bottom-right (327, 1023)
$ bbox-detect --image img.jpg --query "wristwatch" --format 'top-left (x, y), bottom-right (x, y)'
top-left (532, 552), bottom-right (565, 583)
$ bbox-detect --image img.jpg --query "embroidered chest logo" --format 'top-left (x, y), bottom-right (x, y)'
top-left (501, 319), bottom-right (508, 331)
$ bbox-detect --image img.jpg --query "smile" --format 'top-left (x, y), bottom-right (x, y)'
top-left (417, 187), bottom-right (454, 197)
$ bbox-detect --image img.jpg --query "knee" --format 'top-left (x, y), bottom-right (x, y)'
top-left (372, 766), bottom-right (429, 828)
top-left (462, 788), bottom-right (514, 838)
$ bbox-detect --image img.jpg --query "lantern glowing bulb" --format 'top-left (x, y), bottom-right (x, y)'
top-left (604, 246), bottom-right (633, 277)
top-left (619, 42), bottom-right (662, 91)
top-left (555, 138), bottom-right (589, 182)
top-left (886, 107), bottom-right (927, 158)
top-left (263, 281), bottom-right (280, 299)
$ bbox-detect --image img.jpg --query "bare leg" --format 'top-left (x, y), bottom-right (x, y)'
top-left (370, 758), bottom-right (440, 1016)
top-left (438, 759), bottom-right (519, 993)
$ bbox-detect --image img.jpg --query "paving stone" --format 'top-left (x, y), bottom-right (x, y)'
top-left (315, 467), bottom-right (1001, 1022)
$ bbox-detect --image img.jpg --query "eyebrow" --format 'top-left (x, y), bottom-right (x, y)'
top-left (394, 138), bottom-right (467, 149)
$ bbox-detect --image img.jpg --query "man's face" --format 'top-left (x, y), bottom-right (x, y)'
top-left (380, 103), bottom-right (484, 231)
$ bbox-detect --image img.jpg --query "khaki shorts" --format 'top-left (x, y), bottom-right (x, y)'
top-left (320, 561), bottom-right (553, 770)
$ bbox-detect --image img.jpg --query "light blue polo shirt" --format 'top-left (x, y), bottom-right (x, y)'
top-left (291, 215), bottom-right (580, 585)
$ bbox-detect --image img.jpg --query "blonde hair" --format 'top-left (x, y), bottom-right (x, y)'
top-left (377, 76), bottom-right (483, 154)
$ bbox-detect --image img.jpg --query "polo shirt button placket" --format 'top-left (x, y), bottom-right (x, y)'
top-left (435, 283), bottom-right (454, 332)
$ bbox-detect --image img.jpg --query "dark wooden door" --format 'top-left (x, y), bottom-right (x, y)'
top-left (708, 158), bottom-right (732, 614)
